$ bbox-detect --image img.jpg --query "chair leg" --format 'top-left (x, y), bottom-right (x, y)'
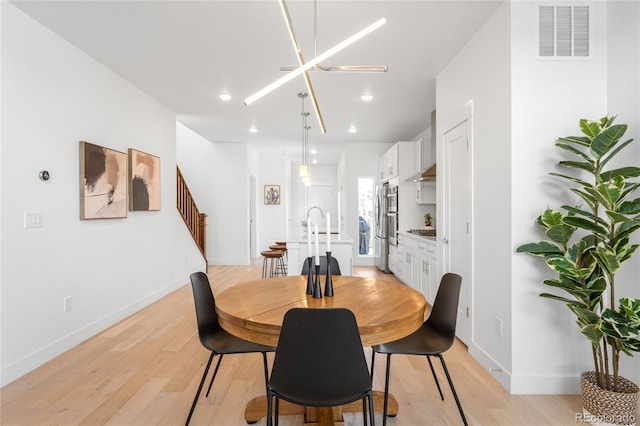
top-left (185, 352), bottom-right (214, 426)
top-left (368, 392), bottom-right (376, 426)
top-left (205, 354), bottom-right (224, 397)
top-left (274, 396), bottom-right (280, 426)
top-left (262, 257), bottom-right (267, 279)
top-left (437, 354), bottom-right (468, 426)
top-left (261, 352), bottom-right (269, 396)
top-left (362, 396), bottom-right (367, 426)
top-left (426, 355), bottom-right (445, 400)
top-left (382, 354), bottom-right (392, 426)
top-left (370, 350), bottom-right (376, 382)
top-left (266, 391), bottom-right (273, 426)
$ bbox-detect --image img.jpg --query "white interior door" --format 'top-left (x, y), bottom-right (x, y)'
top-left (443, 119), bottom-right (471, 345)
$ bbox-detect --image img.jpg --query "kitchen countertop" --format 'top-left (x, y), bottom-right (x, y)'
top-left (400, 230), bottom-right (437, 242)
top-left (286, 227), bottom-right (354, 244)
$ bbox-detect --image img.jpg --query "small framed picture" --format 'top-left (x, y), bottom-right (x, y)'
top-left (264, 185), bottom-right (280, 205)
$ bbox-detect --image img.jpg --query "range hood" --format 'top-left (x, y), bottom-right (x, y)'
top-left (406, 109), bottom-right (437, 183)
top-left (406, 163), bottom-right (437, 182)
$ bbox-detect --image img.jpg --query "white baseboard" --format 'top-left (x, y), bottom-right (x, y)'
top-left (469, 343), bottom-right (512, 392)
top-left (1, 277), bottom-right (186, 387)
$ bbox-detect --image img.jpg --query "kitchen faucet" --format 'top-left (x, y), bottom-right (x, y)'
top-left (303, 206), bottom-right (325, 227)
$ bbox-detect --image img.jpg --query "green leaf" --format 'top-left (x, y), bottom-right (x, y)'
top-left (621, 183), bottom-right (640, 201)
top-left (546, 224), bottom-right (575, 245)
top-left (581, 324), bottom-right (604, 347)
top-left (571, 305), bottom-right (601, 325)
top-left (591, 124), bottom-right (628, 159)
top-left (541, 209), bottom-right (564, 227)
top-left (562, 205), bottom-right (608, 227)
top-left (516, 241), bottom-right (563, 256)
top-left (550, 172), bottom-right (593, 188)
top-left (580, 119), bottom-right (602, 139)
top-left (570, 189), bottom-right (598, 210)
top-left (540, 292), bottom-right (583, 305)
top-left (599, 167), bottom-right (640, 182)
top-left (601, 138), bottom-right (634, 168)
top-left (559, 160), bottom-right (595, 174)
top-left (557, 135), bottom-right (591, 147)
top-left (617, 219), bottom-right (640, 241)
top-left (605, 210), bottom-right (629, 223)
top-left (619, 198), bottom-right (640, 215)
top-left (617, 243), bottom-right (638, 264)
top-left (555, 141), bottom-right (595, 163)
top-left (563, 216), bottom-right (609, 237)
top-left (592, 246), bottom-right (621, 276)
top-left (543, 278), bottom-right (603, 304)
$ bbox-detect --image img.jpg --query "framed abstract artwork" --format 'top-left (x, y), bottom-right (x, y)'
top-left (128, 148), bottom-right (161, 211)
top-left (264, 184), bottom-right (280, 205)
top-left (79, 141), bottom-right (128, 220)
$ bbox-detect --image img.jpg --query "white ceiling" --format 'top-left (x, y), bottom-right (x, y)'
top-left (12, 0), bottom-right (501, 164)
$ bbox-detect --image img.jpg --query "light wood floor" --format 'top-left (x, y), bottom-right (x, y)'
top-left (1, 264), bottom-right (583, 425)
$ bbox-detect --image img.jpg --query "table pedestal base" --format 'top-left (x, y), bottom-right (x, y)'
top-left (244, 390), bottom-right (399, 425)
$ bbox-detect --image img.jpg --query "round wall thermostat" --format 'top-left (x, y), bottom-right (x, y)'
top-left (39, 170), bottom-right (50, 181)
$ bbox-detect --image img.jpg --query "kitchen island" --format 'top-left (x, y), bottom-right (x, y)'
top-left (286, 228), bottom-right (354, 276)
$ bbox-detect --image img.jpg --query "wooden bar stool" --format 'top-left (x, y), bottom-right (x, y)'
top-left (261, 250), bottom-right (285, 279)
top-left (269, 244), bottom-right (287, 275)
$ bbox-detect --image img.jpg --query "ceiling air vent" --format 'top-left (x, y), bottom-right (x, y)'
top-left (538, 4), bottom-right (591, 58)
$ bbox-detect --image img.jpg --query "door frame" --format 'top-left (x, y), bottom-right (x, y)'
top-left (438, 100), bottom-right (474, 345)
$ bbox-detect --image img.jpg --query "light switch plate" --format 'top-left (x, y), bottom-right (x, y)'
top-left (24, 212), bottom-right (44, 229)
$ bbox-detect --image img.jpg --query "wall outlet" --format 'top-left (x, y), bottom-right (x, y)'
top-left (495, 317), bottom-right (503, 338)
top-left (63, 296), bottom-right (72, 313)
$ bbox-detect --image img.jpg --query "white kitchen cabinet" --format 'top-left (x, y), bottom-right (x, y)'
top-left (414, 237), bottom-right (437, 303)
top-left (396, 240), bottom-right (404, 280)
top-left (379, 143), bottom-right (399, 182)
top-left (426, 240), bottom-right (438, 303)
top-left (402, 235), bottom-right (420, 290)
top-left (388, 244), bottom-right (398, 275)
top-left (415, 134), bottom-right (436, 204)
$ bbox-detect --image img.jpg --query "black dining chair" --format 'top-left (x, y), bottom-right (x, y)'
top-left (300, 255), bottom-right (341, 275)
top-left (370, 273), bottom-right (468, 426)
top-left (186, 272), bottom-right (276, 426)
top-left (266, 308), bottom-right (375, 426)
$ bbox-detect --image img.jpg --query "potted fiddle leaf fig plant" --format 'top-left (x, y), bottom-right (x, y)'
top-left (517, 116), bottom-right (640, 425)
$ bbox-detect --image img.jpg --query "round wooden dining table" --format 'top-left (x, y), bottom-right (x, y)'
top-left (215, 274), bottom-right (427, 425)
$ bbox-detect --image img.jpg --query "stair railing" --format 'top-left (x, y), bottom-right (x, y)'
top-left (176, 166), bottom-right (207, 261)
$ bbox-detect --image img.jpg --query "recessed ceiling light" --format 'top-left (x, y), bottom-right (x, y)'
top-left (249, 126), bottom-right (258, 133)
top-left (310, 148), bottom-right (317, 155)
top-left (219, 93), bottom-right (231, 101)
top-left (360, 94), bottom-right (374, 102)
top-left (348, 126), bottom-right (358, 134)
top-left (312, 159), bottom-right (318, 164)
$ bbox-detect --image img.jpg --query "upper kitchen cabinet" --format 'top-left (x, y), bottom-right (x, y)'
top-left (378, 143), bottom-right (398, 182)
top-left (415, 135), bottom-right (436, 204)
top-left (407, 109), bottom-right (437, 204)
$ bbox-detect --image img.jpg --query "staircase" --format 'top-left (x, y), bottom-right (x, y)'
top-left (176, 166), bottom-right (207, 262)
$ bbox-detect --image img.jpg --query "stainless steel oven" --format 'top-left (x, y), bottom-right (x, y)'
top-left (387, 212), bottom-right (398, 246)
top-left (387, 185), bottom-right (398, 213)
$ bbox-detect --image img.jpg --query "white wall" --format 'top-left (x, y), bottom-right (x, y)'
top-left (257, 151), bottom-right (288, 252)
top-left (0, 3), bottom-right (204, 386)
top-left (510, 0), bottom-right (613, 394)
top-left (176, 122), bottom-right (220, 262)
top-left (606, 0), bottom-right (640, 386)
top-left (436, 1), bottom-right (513, 390)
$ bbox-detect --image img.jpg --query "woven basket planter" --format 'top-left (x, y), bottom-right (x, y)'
top-left (581, 371), bottom-right (639, 426)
